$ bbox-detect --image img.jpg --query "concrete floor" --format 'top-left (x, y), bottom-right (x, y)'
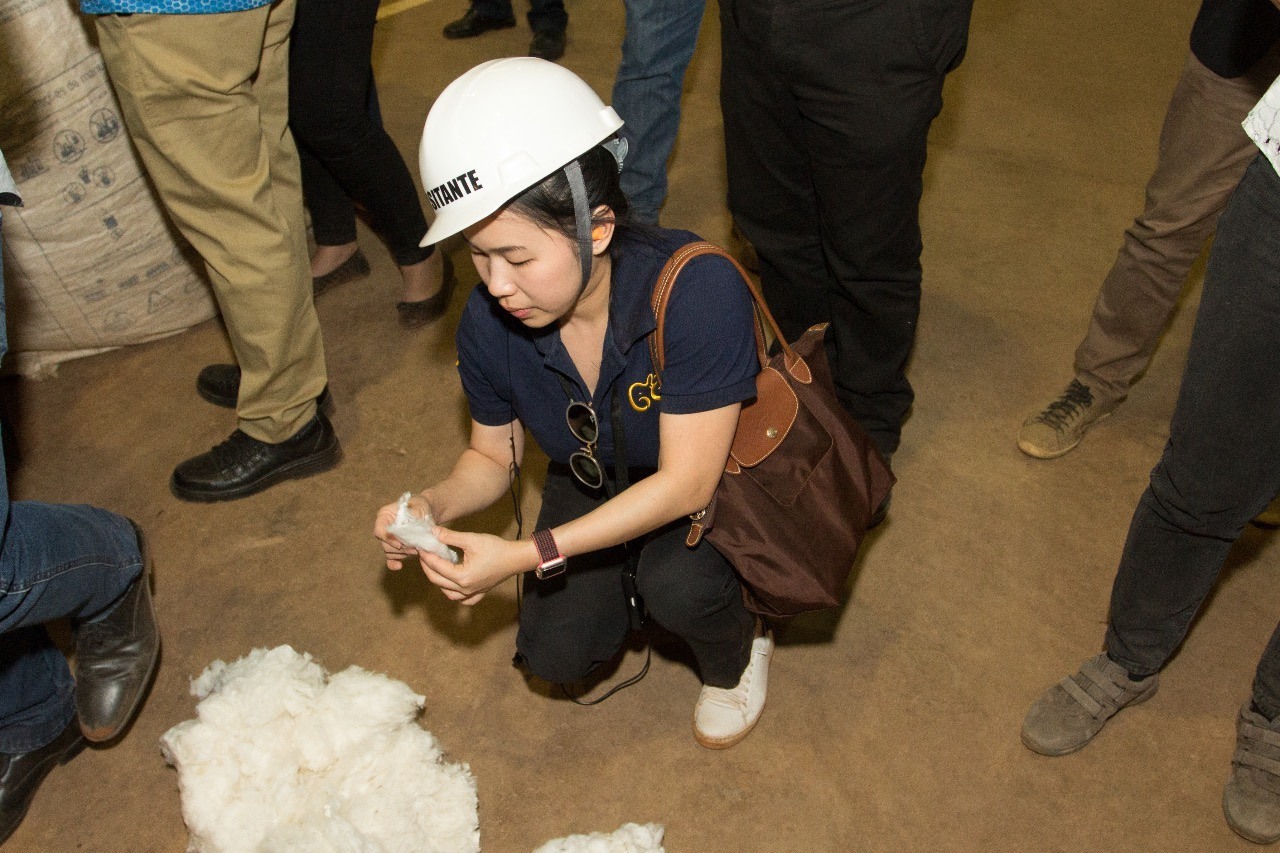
top-left (6, 0), bottom-right (1279, 849)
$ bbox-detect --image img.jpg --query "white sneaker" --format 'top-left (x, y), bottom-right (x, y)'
top-left (693, 634), bottom-right (773, 749)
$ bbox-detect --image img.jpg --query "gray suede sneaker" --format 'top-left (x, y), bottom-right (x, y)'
top-left (1018, 379), bottom-right (1116, 459)
top-left (1224, 703), bottom-right (1280, 844)
top-left (1021, 653), bottom-right (1158, 756)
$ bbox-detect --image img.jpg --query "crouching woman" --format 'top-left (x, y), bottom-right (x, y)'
top-left (373, 58), bottom-right (771, 749)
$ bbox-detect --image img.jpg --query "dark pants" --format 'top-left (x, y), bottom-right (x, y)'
top-left (289, 0), bottom-right (432, 266)
top-left (517, 466), bottom-right (755, 688)
top-left (719, 0), bottom-right (971, 455)
top-left (471, 0), bottom-right (567, 33)
top-left (1103, 155), bottom-right (1280, 718)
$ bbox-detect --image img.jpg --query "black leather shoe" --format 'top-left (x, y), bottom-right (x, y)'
top-left (0, 719), bottom-right (85, 844)
top-left (74, 521), bottom-right (159, 743)
top-left (442, 8), bottom-right (515, 38)
top-left (170, 413), bottom-right (341, 502)
top-left (196, 364), bottom-right (333, 413)
top-left (529, 28), bottom-right (565, 61)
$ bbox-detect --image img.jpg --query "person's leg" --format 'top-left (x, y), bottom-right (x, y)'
top-left (527, 0), bottom-right (567, 34)
top-left (720, 0), bottom-right (829, 345)
top-left (1104, 158), bottom-right (1280, 676)
top-left (1023, 155), bottom-right (1280, 759)
top-left (289, 0), bottom-right (432, 270)
top-left (95, 6), bottom-right (325, 445)
top-left (634, 523), bottom-right (753, 688)
top-left (1073, 51), bottom-right (1280, 405)
top-left (515, 469), bottom-right (632, 684)
top-left (721, 0), bottom-right (970, 456)
top-left (611, 0), bottom-right (705, 225)
top-left (468, 0), bottom-right (516, 24)
top-left (797, 0), bottom-right (969, 456)
top-left (1254, 623), bottom-right (1280, 721)
top-left (0, 503), bottom-right (141, 752)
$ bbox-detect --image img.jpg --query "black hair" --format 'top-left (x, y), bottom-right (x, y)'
top-left (505, 143), bottom-right (632, 252)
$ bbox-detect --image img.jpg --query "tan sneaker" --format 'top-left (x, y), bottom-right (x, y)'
top-left (1224, 703), bottom-right (1280, 844)
top-left (1021, 653), bottom-right (1158, 756)
top-left (1018, 379), bottom-right (1116, 459)
top-left (693, 634), bottom-right (773, 749)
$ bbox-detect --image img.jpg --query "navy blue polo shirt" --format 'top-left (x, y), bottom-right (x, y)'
top-left (456, 227), bottom-right (759, 469)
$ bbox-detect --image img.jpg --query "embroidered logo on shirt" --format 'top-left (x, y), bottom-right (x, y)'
top-left (628, 374), bottom-right (661, 412)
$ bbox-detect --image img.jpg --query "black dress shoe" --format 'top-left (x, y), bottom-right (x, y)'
top-left (529, 28), bottom-right (565, 61)
top-left (442, 8), bottom-right (516, 38)
top-left (0, 719), bottom-right (85, 844)
top-left (196, 364), bottom-right (333, 413)
top-left (170, 413), bottom-right (341, 502)
top-left (396, 254), bottom-right (457, 329)
top-left (75, 521), bottom-right (159, 743)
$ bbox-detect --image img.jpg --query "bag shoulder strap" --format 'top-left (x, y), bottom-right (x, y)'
top-left (647, 241), bottom-right (809, 383)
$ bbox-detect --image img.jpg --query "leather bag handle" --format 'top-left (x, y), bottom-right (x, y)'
top-left (648, 242), bottom-right (811, 384)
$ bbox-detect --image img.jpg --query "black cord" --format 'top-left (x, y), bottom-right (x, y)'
top-left (556, 646), bottom-right (651, 706)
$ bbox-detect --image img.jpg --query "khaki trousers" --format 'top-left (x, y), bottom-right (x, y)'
top-left (1074, 50), bottom-right (1280, 407)
top-left (95, 1), bottom-right (325, 444)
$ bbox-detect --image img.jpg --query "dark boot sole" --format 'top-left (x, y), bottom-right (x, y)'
top-left (170, 443), bottom-right (342, 503)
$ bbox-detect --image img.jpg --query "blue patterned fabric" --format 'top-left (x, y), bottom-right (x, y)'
top-left (81, 0), bottom-right (270, 13)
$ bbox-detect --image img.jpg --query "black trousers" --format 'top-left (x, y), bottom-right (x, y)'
top-left (719, 0), bottom-right (971, 455)
top-left (516, 466), bottom-right (755, 688)
top-left (289, 0), bottom-right (432, 265)
top-left (1103, 156), bottom-right (1280, 718)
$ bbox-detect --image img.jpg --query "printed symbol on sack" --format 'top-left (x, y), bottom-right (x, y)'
top-left (53, 130), bottom-right (86, 163)
top-left (148, 290), bottom-right (175, 314)
top-left (103, 309), bottom-right (135, 334)
top-left (63, 183), bottom-right (87, 205)
top-left (102, 214), bottom-right (122, 240)
top-left (15, 158), bottom-right (48, 183)
top-left (628, 373), bottom-right (661, 412)
top-left (89, 110), bottom-right (120, 144)
top-left (91, 167), bottom-right (115, 189)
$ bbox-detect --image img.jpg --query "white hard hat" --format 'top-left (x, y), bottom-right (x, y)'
top-left (418, 58), bottom-right (625, 247)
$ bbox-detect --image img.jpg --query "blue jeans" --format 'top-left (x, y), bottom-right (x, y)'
top-left (1103, 155), bottom-right (1280, 717)
top-left (0, 212), bottom-right (142, 753)
top-left (611, 0), bottom-right (705, 225)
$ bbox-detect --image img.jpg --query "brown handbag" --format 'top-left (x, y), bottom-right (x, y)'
top-left (649, 242), bottom-right (895, 617)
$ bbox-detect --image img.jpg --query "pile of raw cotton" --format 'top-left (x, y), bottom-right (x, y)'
top-left (534, 823), bottom-right (665, 852)
top-left (160, 645), bottom-right (479, 852)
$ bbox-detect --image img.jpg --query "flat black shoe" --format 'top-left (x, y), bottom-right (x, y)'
top-left (312, 248), bottom-right (370, 298)
top-left (396, 254), bottom-right (457, 329)
top-left (443, 8), bottom-right (516, 38)
top-left (196, 364), bottom-right (333, 413)
top-left (529, 28), bottom-right (565, 60)
top-left (0, 718), bottom-right (85, 844)
top-left (170, 413), bottom-right (341, 502)
top-left (74, 520), bottom-right (160, 743)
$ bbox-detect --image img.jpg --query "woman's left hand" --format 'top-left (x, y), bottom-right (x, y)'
top-left (417, 527), bottom-right (529, 605)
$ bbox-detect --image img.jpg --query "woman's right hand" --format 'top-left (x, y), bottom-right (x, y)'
top-left (373, 493), bottom-right (434, 571)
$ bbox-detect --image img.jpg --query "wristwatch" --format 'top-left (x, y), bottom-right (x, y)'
top-left (533, 529), bottom-right (567, 580)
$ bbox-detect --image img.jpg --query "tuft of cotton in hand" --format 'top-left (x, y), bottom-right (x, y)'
top-left (387, 492), bottom-right (459, 563)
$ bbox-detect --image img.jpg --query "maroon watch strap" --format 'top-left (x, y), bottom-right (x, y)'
top-left (533, 528), bottom-right (560, 564)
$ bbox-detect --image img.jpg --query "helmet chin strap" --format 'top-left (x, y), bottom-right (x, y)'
top-left (563, 160), bottom-right (593, 297)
